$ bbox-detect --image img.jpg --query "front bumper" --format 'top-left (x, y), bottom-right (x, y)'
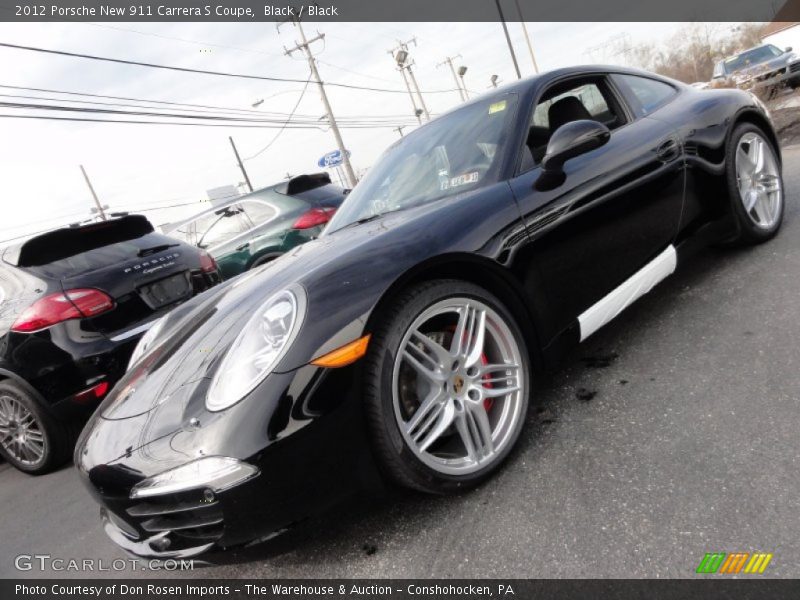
top-left (75, 364), bottom-right (383, 558)
top-left (738, 62), bottom-right (800, 91)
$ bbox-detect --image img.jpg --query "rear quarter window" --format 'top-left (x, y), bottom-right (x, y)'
top-left (615, 74), bottom-right (678, 117)
top-left (240, 200), bottom-right (277, 225)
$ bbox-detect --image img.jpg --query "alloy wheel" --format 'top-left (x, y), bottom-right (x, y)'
top-left (392, 297), bottom-right (526, 476)
top-left (735, 132), bottom-right (783, 230)
top-left (0, 394), bottom-right (46, 466)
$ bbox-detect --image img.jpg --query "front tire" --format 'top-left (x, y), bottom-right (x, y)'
top-left (363, 280), bottom-right (531, 494)
top-left (0, 381), bottom-right (78, 475)
top-left (726, 123), bottom-right (784, 245)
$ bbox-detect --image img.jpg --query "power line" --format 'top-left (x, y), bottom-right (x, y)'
top-left (0, 84), bottom-right (423, 122)
top-left (0, 91), bottom-right (296, 118)
top-left (0, 100), bottom-right (421, 128)
top-left (81, 23), bottom-right (284, 58)
top-left (246, 72), bottom-right (312, 161)
top-left (317, 59), bottom-right (400, 84)
top-left (0, 42), bottom-right (462, 95)
top-left (0, 112), bottom-right (417, 129)
top-left (2, 98), bottom-right (420, 125)
top-left (0, 83), bottom-right (302, 117)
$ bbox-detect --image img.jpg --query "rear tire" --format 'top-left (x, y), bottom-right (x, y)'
top-left (363, 280), bottom-right (531, 494)
top-left (250, 254), bottom-right (281, 270)
top-left (0, 381), bottom-right (79, 475)
top-left (725, 123), bottom-right (784, 245)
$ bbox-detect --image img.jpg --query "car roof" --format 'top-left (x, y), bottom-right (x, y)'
top-left (724, 43), bottom-right (778, 60)
top-left (3, 215), bottom-right (155, 268)
top-left (428, 65), bottom-right (683, 121)
top-left (166, 174), bottom-right (338, 232)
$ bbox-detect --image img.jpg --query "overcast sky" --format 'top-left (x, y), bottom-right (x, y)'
top-left (0, 21), bottom-right (700, 241)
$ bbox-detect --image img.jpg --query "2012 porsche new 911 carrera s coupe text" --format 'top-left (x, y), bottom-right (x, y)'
top-left (75, 66), bottom-right (784, 558)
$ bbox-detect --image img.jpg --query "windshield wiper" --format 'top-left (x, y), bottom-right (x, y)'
top-left (137, 243), bottom-right (179, 257)
top-left (338, 208), bottom-right (405, 231)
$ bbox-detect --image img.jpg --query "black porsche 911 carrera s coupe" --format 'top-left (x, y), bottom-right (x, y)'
top-left (75, 65), bottom-right (784, 558)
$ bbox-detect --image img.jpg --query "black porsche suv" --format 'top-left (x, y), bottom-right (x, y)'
top-left (0, 215), bottom-right (221, 474)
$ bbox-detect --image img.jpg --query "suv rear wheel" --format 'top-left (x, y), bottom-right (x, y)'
top-left (0, 381), bottom-right (78, 475)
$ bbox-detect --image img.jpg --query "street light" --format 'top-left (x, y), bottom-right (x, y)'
top-left (457, 66), bottom-right (469, 99)
top-left (395, 49), bottom-right (409, 66)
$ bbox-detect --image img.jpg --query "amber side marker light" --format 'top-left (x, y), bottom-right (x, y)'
top-left (311, 334), bottom-right (371, 368)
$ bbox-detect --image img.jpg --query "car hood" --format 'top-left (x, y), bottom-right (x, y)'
top-left (90, 180), bottom-right (524, 436)
top-left (96, 219), bottom-right (383, 420)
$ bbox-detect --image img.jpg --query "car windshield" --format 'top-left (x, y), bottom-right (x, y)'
top-left (724, 45), bottom-right (783, 72)
top-left (326, 94), bottom-right (518, 232)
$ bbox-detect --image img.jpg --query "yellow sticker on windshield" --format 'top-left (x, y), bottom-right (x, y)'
top-left (488, 100), bottom-right (507, 114)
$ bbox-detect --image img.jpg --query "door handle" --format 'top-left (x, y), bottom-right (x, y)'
top-left (655, 138), bottom-right (680, 163)
top-left (235, 242), bottom-right (250, 251)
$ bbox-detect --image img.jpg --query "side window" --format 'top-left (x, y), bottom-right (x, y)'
top-left (197, 206), bottom-right (251, 249)
top-left (241, 200), bottom-right (277, 225)
top-left (171, 213), bottom-right (215, 246)
top-left (616, 74), bottom-right (677, 116)
top-left (524, 78), bottom-right (626, 168)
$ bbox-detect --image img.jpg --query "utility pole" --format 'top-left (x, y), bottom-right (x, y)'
top-left (229, 136), bottom-right (253, 193)
top-left (398, 65), bottom-right (422, 124)
top-left (393, 125), bottom-right (406, 138)
top-left (405, 62), bottom-right (430, 120)
top-left (282, 17), bottom-right (357, 188)
top-left (438, 55), bottom-right (466, 102)
top-left (390, 39), bottom-right (430, 121)
top-left (494, 0), bottom-right (521, 79)
top-left (79, 165), bottom-right (107, 221)
top-left (513, 0), bottom-right (539, 73)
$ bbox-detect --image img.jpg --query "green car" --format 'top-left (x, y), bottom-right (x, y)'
top-left (166, 174), bottom-right (347, 279)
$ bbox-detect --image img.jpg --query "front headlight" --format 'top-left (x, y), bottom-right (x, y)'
top-left (206, 286), bottom-right (306, 412)
top-left (130, 456), bottom-right (259, 499)
top-left (127, 316), bottom-right (167, 369)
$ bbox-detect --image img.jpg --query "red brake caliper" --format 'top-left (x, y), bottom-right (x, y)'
top-left (480, 353), bottom-right (494, 412)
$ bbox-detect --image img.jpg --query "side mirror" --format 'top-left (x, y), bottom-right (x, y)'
top-left (535, 120), bottom-right (611, 191)
top-left (786, 46), bottom-right (793, 53)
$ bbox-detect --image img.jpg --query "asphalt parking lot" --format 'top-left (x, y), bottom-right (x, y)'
top-left (2, 145), bottom-right (800, 580)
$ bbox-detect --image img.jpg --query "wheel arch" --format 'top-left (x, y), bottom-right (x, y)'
top-left (248, 250), bottom-right (283, 270)
top-left (364, 253), bottom-right (546, 372)
top-left (0, 368), bottom-right (49, 409)
top-left (732, 107), bottom-right (782, 164)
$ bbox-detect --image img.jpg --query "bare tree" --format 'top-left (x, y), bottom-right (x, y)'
top-left (630, 22), bottom-right (766, 83)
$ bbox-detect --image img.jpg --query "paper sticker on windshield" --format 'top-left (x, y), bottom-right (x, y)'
top-left (450, 172), bottom-right (480, 188)
top-left (488, 100), bottom-right (507, 114)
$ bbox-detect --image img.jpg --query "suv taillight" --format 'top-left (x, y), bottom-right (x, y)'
top-left (292, 207), bottom-right (337, 230)
top-left (11, 289), bottom-right (114, 333)
top-left (199, 251), bottom-right (218, 273)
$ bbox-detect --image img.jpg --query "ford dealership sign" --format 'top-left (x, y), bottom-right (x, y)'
top-left (317, 149), bottom-right (351, 168)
